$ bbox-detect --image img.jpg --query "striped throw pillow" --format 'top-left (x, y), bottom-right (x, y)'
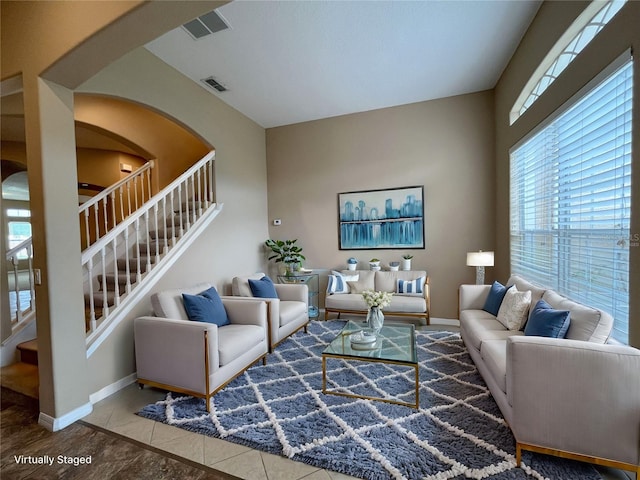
top-left (327, 272), bottom-right (359, 295)
top-left (396, 277), bottom-right (425, 296)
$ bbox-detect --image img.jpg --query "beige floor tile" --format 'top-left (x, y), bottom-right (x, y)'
top-left (261, 452), bottom-right (320, 480)
top-left (81, 406), bottom-right (113, 428)
top-left (109, 415), bottom-right (155, 443)
top-left (298, 470), bottom-right (334, 480)
top-left (151, 421), bottom-right (195, 444)
top-left (204, 436), bottom-right (251, 465)
top-left (151, 428), bottom-right (205, 464)
top-left (212, 449), bottom-right (268, 480)
top-left (106, 406), bottom-right (144, 428)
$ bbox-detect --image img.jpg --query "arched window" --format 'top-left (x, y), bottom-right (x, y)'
top-left (510, 0), bottom-right (626, 125)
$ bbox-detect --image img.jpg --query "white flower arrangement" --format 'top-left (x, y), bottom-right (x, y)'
top-left (362, 290), bottom-right (393, 310)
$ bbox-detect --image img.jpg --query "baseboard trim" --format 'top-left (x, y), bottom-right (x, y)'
top-left (38, 402), bottom-right (93, 432)
top-left (89, 372), bottom-right (137, 405)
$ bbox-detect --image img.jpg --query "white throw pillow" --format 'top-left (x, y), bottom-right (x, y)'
top-left (496, 285), bottom-right (531, 330)
top-left (327, 271), bottom-right (359, 294)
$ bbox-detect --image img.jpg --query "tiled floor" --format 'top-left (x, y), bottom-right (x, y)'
top-left (82, 383), bottom-right (356, 480)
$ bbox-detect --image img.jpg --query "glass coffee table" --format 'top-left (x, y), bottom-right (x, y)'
top-left (322, 320), bottom-right (419, 409)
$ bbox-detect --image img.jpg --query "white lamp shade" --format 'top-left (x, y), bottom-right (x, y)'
top-left (466, 251), bottom-right (494, 267)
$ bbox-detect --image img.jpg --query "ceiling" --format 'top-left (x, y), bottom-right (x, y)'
top-left (145, 0), bottom-right (541, 129)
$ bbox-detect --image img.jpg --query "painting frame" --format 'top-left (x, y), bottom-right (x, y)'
top-left (337, 185), bottom-right (425, 250)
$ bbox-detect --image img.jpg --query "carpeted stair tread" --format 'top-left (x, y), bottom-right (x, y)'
top-left (0, 362), bottom-right (39, 399)
top-left (85, 291), bottom-right (116, 308)
top-left (101, 272), bottom-right (138, 289)
top-left (136, 242), bottom-right (162, 256)
top-left (175, 200), bottom-right (206, 213)
top-left (16, 339), bottom-right (38, 366)
top-left (148, 227), bottom-right (177, 240)
top-left (116, 256), bottom-right (155, 272)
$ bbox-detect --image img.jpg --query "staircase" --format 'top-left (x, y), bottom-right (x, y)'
top-left (2, 151), bottom-right (222, 394)
top-left (84, 199), bottom-right (205, 326)
top-left (0, 339), bottom-right (39, 399)
top-left (82, 151), bottom-right (221, 351)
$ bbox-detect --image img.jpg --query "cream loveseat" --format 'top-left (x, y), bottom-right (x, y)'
top-left (324, 270), bottom-right (430, 324)
top-left (459, 274), bottom-right (640, 473)
top-left (134, 283), bottom-right (269, 412)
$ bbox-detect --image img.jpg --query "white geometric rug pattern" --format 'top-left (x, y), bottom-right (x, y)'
top-left (138, 320), bottom-right (602, 480)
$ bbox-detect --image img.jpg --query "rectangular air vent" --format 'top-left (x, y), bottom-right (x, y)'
top-left (183, 10), bottom-right (229, 39)
top-left (202, 77), bottom-right (227, 92)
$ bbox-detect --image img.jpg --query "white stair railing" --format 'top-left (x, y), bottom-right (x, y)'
top-left (83, 151), bottom-right (217, 340)
top-left (79, 161), bottom-right (154, 250)
top-left (5, 237), bottom-right (36, 332)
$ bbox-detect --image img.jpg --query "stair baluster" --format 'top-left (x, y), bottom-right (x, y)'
top-left (80, 151), bottom-right (219, 350)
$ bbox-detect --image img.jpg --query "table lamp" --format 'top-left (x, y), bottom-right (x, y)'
top-left (466, 250), bottom-right (494, 285)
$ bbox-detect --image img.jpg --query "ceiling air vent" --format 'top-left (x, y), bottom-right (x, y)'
top-left (202, 76), bottom-right (228, 93)
top-left (183, 10), bottom-right (229, 39)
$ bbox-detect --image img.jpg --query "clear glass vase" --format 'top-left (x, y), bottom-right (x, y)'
top-left (366, 306), bottom-right (384, 335)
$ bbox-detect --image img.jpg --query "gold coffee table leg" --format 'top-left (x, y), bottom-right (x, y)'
top-left (322, 356), bottom-right (327, 394)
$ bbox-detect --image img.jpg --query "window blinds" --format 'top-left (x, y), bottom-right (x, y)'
top-left (510, 58), bottom-right (632, 344)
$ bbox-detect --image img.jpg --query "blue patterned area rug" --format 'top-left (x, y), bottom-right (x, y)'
top-left (137, 320), bottom-right (602, 480)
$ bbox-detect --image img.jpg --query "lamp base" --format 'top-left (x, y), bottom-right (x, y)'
top-left (475, 266), bottom-right (485, 285)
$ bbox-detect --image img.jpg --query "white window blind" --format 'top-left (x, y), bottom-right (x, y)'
top-left (510, 57), bottom-right (632, 344)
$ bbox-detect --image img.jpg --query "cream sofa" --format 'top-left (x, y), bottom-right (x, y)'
top-left (232, 273), bottom-right (309, 351)
top-left (459, 274), bottom-right (640, 473)
top-left (134, 283), bottom-right (269, 412)
top-left (324, 270), bottom-right (430, 324)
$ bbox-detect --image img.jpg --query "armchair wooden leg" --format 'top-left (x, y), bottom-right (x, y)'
top-left (516, 443), bottom-right (522, 467)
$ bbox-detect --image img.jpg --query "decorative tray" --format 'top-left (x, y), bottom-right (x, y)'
top-left (349, 331), bottom-right (377, 345)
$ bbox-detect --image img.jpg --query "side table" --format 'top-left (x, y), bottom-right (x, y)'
top-left (277, 272), bottom-right (319, 319)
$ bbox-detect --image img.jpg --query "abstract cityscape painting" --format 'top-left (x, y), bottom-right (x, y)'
top-left (338, 186), bottom-right (424, 250)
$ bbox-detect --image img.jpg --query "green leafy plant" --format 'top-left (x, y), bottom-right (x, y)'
top-left (369, 258), bottom-right (380, 262)
top-left (402, 254), bottom-right (414, 260)
top-left (265, 239), bottom-right (306, 266)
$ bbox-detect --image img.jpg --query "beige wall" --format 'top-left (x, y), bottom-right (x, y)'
top-left (266, 91), bottom-right (496, 319)
top-left (495, 1), bottom-right (640, 347)
top-left (74, 95), bottom-right (210, 190)
top-left (0, 0), bottom-right (246, 422)
top-left (77, 47), bottom-right (269, 393)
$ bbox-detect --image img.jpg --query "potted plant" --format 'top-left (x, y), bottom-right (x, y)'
top-left (347, 257), bottom-right (358, 271)
top-left (401, 254), bottom-right (413, 271)
top-left (265, 239), bottom-right (306, 276)
top-left (369, 258), bottom-right (381, 271)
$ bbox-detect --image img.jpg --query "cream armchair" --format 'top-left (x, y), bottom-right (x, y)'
top-left (231, 273), bottom-right (309, 351)
top-left (134, 283), bottom-right (268, 412)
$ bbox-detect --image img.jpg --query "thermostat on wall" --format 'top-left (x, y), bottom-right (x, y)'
top-left (273, 219), bottom-right (282, 226)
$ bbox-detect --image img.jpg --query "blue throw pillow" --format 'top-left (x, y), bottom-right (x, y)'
top-left (248, 275), bottom-right (279, 298)
top-left (182, 287), bottom-right (230, 327)
top-left (524, 299), bottom-right (571, 338)
top-left (483, 281), bottom-right (510, 316)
